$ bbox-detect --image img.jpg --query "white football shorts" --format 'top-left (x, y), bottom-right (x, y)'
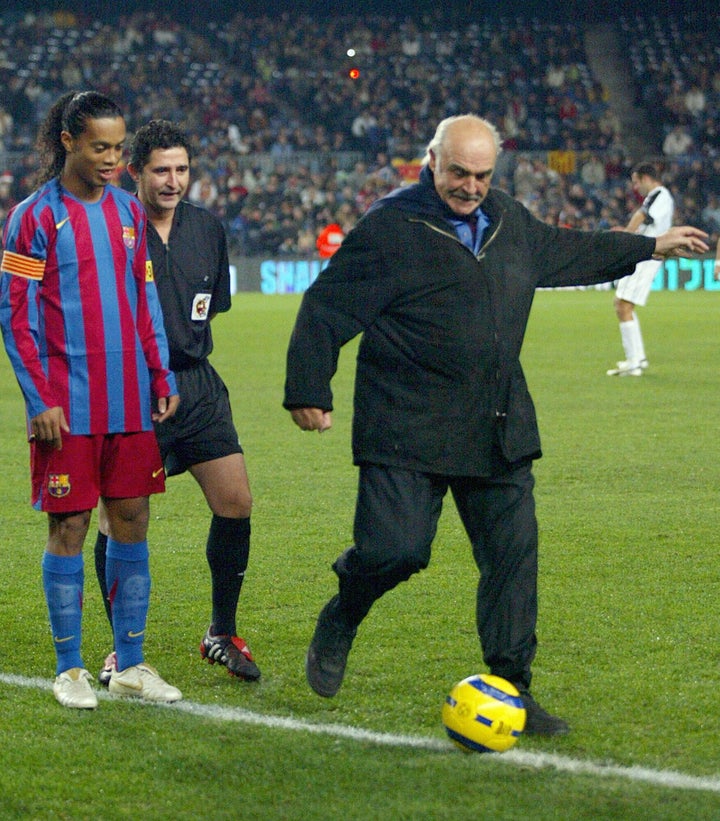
top-left (614, 258), bottom-right (662, 306)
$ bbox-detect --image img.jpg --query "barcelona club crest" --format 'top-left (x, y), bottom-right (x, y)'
top-left (48, 473), bottom-right (71, 498)
top-left (122, 225), bottom-right (136, 249)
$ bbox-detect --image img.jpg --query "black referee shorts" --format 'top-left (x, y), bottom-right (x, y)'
top-left (155, 359), bottom-right (243, 477)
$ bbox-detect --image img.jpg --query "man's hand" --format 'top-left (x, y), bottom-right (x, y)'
top-left (290, 407), bottom-right (332, 433)
top-left (653, 226), bottom-right (709, 259)
top-left (153, 394), bottom-right (180, 423)
top-left (30, 406), bottom-right (69, 450)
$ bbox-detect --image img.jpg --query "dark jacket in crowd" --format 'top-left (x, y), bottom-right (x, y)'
top-left (284, 168), bottom-right (656, 476)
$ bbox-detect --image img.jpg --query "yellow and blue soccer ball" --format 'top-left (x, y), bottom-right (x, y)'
top-left (442, 674), bottom-right (526, 753)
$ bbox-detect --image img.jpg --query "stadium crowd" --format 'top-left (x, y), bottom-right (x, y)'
top-left (0, 7), bottom-right (718, 256)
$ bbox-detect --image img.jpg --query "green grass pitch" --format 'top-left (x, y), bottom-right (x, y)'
top-left (1, 289), bottom-right (719, 819)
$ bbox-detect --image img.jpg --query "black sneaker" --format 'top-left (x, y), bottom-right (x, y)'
top-left (518, 689), bottom-right (570, 736)
top-left (200, 629), bottom-right (261, 681)
top-left (306, 597), bottom-right (356, 698)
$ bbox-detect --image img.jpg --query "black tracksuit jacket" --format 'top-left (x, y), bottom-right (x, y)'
top-left (284, 185), bottom-right (655, 477)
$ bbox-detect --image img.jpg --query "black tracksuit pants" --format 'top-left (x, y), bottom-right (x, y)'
top-left (332, 460), bottom-right (539, 690)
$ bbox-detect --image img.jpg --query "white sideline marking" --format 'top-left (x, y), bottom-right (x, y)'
top-left (3, 672), bottom-right (720, 794)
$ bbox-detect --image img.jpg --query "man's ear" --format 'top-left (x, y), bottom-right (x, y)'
top-left (60, 130), bottom-right (74, 153)
top-left (126, 162), bottom-right (139, 182)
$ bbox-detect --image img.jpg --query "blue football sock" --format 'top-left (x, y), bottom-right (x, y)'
top-left (106, 538), bottom-right (150, 671)
top-left (42, 551), bottom-right (84, 675)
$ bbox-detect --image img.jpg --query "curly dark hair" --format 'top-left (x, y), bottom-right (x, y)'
top-left (129, 120), bottom-right (193, 171)
top-left (36, 90), bottom-right (123, 185)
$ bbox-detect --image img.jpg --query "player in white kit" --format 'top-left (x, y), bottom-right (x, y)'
top-left (607, 161), bottom-right (674, 377)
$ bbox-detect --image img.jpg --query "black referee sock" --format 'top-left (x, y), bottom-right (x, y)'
top-left (93, 530), bottom-right (113, 627)
top-left (206, 514), bottom-right (251, 637)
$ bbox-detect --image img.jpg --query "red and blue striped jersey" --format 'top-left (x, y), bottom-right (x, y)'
top-left (0, 178), bottom-right (177, 434)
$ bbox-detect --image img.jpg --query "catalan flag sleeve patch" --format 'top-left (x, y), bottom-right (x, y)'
top-left (1, 249), bottom-right (46, 281)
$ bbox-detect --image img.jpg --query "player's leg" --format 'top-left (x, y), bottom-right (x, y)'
top-left (44, 511), bottom-right (92, 671)
top-left (93, 501), bottom-right (113, 626)
top-left (451, 465), bottom-right (538, 690)
top-left (608, 261), bottom-right (658, 375)
top-left (192, 452), bottom-right (253, 637)
top-left (44, 510), bottom-right (98, 708)
top-left (451, 461), bottom-right (569, 735)
top-left (336, 465), bottom-right (446, 625)
top-left (192, 452), bottom-right (260, 680)
top-left (33, 434), bottom-right (98, 708)
top-left (306, 465), bottom-right (447, 697)
top-left (607, 294), bottom-right (644, 375)
top-left (631, 310), bottom-right (647, 366)
top-left (102, 494), bottom-right (151, 672)
top-left (100, 432), bottom-right (181, 703)
top-left (95, 407), bottom-right (175, 683)
top-left (170, 361), bottom-right (261, 679)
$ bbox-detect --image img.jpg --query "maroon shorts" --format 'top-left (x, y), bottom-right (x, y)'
top-left (31, 430), bottom-right (165, 513)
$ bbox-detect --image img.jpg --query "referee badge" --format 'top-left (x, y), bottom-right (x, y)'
top-left (191, 292), bottom-right (212, 321)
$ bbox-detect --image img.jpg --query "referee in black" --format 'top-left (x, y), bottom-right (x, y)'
top-left (94, 120), bottom-right (260, 682)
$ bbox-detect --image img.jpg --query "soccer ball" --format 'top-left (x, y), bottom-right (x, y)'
top-left (442, 674), bottom-right (526, 753)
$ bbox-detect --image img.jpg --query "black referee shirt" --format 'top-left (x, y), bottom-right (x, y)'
top-left (148, 200), bottom-right (232, 371)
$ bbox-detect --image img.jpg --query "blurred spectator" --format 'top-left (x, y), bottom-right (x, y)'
top-left (663, 125), bottom-right (694, 157)
top-left (0, 105), bottom-right (13, 149)
top-left (701, 194), bottom-right (720, 233)
top-left (0, 7), bottom-right (716, 257)
top-left (270, 129), bottom-right (295, 161)
top-left (188, 173), bottom-right (219, 210)
top-left (684, 84), bottom-right (706, 120)
top-left (580, 154), bottom-right (607, 191)
top-left (0, 169), bottom-right (16, 224)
